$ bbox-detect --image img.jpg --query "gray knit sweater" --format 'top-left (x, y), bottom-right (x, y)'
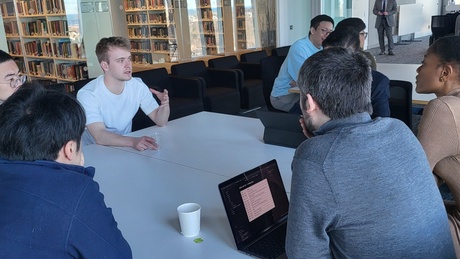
top-left (287, 113), bottom-right (455, 258)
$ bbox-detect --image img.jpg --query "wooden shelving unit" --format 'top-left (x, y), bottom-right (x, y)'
top-left (124, 0), bottom-right (177, 65)
top-left (0, 0), bottom-right (89, 86)
top-left (192, 0), bottom-right (224, 57)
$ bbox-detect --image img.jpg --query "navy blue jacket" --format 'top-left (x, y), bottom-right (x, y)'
top-left (0, 159), bottom-right (132, 258)
top-left (371, 70), bottom-right (391, 118)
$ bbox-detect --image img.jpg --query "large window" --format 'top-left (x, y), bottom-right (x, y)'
top-left (321, 0), bottom-right (351, 24)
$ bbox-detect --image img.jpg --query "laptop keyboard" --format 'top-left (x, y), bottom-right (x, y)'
top-left (246, 224), bottom-right (287, 259)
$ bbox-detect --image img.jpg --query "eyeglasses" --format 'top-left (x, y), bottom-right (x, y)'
top-left (359, 32), bottom-right (368, 39)
top-left (319, 28), bottom-right (333, 36)
top-left (1, 73), bottom-right (27, 89)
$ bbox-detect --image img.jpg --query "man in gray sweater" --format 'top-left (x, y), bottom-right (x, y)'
top-left (286, 47), bottom-right (455, 258)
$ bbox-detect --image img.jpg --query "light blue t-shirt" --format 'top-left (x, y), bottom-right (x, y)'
top-left (271, 36), bottom-right (321, 97)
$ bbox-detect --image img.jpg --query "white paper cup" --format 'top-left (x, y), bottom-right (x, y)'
top-left (177, 203), bottom-right (201, 237)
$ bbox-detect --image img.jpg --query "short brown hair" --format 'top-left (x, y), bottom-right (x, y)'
top-left (95, 37), bottom-right (130, 63)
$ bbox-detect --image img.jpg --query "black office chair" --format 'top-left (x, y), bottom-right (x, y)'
top-left (430, 15), bottom-right (453, 45)
top-left (260, 56), bottom-right (286, 112)
top-left (208, 55), bottom-right (264, 109)
top-left (171, 60), bottom-right (241, 115)
top-left (132, 67), bottom-right (204, 130)
top-left (271, 45), bottom-right (290, 57)
top-left (389, 80), bottom-right (413, 130)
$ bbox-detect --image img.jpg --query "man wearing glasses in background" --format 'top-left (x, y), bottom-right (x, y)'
top-left (0, 50), bottom-right (26, 105)
top-left (270, 14), bottom-right (334, 114)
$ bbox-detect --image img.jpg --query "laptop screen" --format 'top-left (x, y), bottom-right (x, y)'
top-left (219, 159), bottom-right (289, 246)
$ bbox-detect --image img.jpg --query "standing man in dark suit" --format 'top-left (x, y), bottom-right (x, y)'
top-left (373, 0), bottom-right (398, 55)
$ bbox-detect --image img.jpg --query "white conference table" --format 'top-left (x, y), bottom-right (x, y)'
top-left (82, 112), bottom-right (296, 258)
top-left (115, 112), bottom-right (295, 193)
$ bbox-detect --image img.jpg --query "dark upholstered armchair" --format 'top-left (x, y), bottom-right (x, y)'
top-left (208, 55), bottom-right (264, 109)
top-left (240, 50), bottom-right (268, 63)
top-left (260, 56), bottom-right (286, 112)
top-left (170, 60), bottom-right (240, 115)
top-left (271, 46), bottom-right (290, 57)
top-left (131, 67), bottom-right (204, 131)
top-left (73, 78), bottom-right (94, 94)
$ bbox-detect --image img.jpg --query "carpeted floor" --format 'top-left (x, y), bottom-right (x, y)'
top-left (367, 35), bottom-right (430, 65)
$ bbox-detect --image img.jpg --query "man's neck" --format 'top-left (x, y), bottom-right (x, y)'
top-left (308, 35), bottom-right (321, 49)
top-left (103, 75), bottom-right (125, 95)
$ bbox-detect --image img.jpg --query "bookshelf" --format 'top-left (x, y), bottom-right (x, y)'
top-left (191, 0), bottom-right (224, 57)
top-left (124, 0), bottom-right (177, 65)
top-left (234, 0), bottom-right (257, 50)
top-left (0, 0), bottom-right (89, 86)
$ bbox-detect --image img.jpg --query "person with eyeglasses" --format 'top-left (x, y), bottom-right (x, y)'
top-left (322, 28), bottom-right (391, 119)
top-left (373, 0), bottom-right (398, 56)
top-left (334, 17), bottom-right (377, 70)
top-left (270, 14), bottom-right (334, 114)
top-left (286, 46), bottom-right (455, 258)
top-left (0, 50), bottom-right (26, 105)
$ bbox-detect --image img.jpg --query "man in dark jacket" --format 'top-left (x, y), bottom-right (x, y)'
top-left (0, 84), bottom-right (132, 258)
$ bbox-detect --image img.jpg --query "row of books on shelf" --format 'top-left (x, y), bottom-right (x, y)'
top-left (130, 40), bottom-right (176, 52)
top-left (237, 20), bottom-right (245, 29)
top-left (202, 21), bottom-right (221, 33)
top-left (130, 40), bottom-right (151, 52)
top-left (20, 20), bottom-right (68, 36)
top-left (56, 62), bottom-right (87, 80)
top-left (13, 39), bottom-right (84, 59)
top-left (237, 32), bottom-right (246, 41)
top-left (16, 0), bottom-right (66, 16)
top-left (201, 9), bottom-right (217, 20)
top-left (28, 60), bottom-right (88, 81)
top-left (126, 13), bottom-right (148, 24)
top-left (126, 12), bottom-right (173, 25)
top-left (24, 40), bottom-right (53, 57)
top-left (124, 0), bottom-right (167, 10)
top-left (236, 7), bottom-right (245, 17)
top-left (0, 2), bottom-right (15, 17)
top-left (48, 20), bottom-right (68, 36)
top-left (4, 21), bottom-right (19, 36)
top-left (152, 41), bottom-right (170, 51)
top-left (22, 19), bottom-right (47, 36)
top-left (204, 35), bottom-right (220, 46)
top-left (54, 40), bottom-right (85, 59)
top-left (132, 53), bottom-right (152, 64)
top-left (128, 26), bottom-right (174, 38)
top-left (8, 40), bottom-right (23, 55)
top-left (149, 12), bottom-right (170, 23)
top-left (150, 27), bottom-right (169, 37)
top-left (28, 59), bottom-right (54, 77)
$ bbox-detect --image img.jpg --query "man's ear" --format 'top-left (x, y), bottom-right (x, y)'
top-left (57, 141), bottom-right (76, 163)
top-left (306, 94), bottom-right (318, 113)
top-left (100, 61), bottom-right (109, 72)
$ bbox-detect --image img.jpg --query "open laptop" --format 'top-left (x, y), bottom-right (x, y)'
top-left (256, 110), bottom-right (306, 148)
top-left (218, 159), bottom-right (289, 259)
